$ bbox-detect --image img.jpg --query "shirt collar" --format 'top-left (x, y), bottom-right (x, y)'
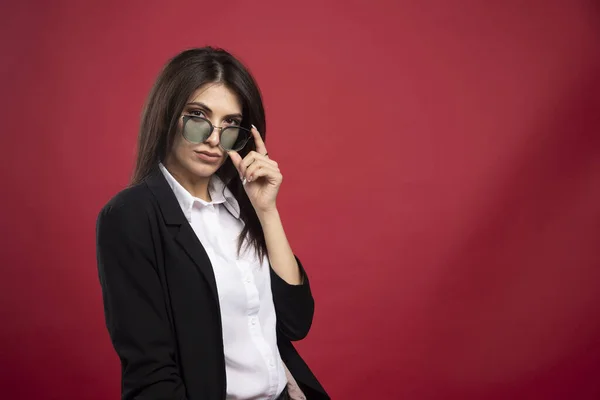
top-left (159, 163), bottom-right (241, 221)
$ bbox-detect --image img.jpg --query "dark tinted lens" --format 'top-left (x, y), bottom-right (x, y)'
top-left (221, 126), bottom-right (251, 151)
top-left (182, 117), bottom-right (212, 143)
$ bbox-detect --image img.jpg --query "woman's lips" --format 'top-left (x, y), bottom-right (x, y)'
top-left (194, 150), bottom-right (220, 163)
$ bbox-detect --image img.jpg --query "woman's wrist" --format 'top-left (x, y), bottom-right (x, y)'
top-left (256, 206), bottom-right (280, 226)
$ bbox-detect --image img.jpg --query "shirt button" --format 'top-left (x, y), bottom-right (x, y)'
top-left (251, 318), bottom-right (257, 325)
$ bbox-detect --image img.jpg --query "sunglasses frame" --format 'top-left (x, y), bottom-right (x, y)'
top-left (181, 114), bottom-right (252, 152)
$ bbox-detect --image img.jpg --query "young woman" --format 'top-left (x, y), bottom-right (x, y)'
top-left (96, 47), bottom-right (329, 400)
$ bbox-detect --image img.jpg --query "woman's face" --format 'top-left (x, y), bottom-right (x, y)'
top-left (166, 83), bottom-right (243, 181)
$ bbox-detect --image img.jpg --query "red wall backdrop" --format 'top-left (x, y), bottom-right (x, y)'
top-left (1, 1), bottom-right (599, 399)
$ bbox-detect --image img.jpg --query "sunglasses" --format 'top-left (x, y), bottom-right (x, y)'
top-left (181, 115), bottom-right (252, 152)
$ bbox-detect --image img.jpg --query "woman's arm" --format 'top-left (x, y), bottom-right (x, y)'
top-left (257, 209), bottom-right (302, 284)
top-left (258, 208), bottom-right (315, 341)
top-left (229, 126), bottom-right (315, 341)
top-left (96, 200), bottom-right (188, 400)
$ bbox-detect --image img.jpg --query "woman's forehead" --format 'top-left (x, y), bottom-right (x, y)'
top-left (187, 83), bottom-right (242, 114)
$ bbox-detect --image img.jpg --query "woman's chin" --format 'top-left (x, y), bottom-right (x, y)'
top-left (187, 160), bottom-right (222, 178)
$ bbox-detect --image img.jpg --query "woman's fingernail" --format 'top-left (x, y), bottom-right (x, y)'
top-left (251, 124), bottom-right (257, 130)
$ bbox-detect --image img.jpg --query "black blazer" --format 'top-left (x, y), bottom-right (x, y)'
top-left (96, 167), bottom-right (329, 400)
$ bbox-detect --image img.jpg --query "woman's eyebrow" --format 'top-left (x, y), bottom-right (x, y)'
top-left (186, 102), bottom-right (242, 119)
top-left (186, 101), bottom-right (211, 112)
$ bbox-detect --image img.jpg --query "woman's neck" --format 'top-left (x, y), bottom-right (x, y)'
top-left (163, 159), bottom-right (212, 201)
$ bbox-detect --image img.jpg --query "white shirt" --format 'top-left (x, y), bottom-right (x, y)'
top-left (159, 163), bottom-right (287, 400)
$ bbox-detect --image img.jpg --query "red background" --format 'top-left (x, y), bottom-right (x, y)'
top-left (2, 1), bottom-right (600, 399)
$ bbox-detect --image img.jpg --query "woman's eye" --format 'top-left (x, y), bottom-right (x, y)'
top-left (224, 118), bottom-right (241, 126)
top-left (189, 110), bottom-right (206, 117)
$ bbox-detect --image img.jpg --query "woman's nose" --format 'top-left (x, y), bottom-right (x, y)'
top-left (205, 126), bottom-right (223, 146)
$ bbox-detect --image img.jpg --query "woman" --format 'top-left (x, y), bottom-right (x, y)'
top-left (96, 47), bottom-right (329, 400)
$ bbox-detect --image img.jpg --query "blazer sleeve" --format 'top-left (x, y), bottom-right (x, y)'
top-left (270, 257), bottom-right (315, 341)
top-left (96, 202), bottom-right (188, 400)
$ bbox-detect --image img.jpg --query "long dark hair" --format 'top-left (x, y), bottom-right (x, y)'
top-left (132, 47), bottom-right (267, 259)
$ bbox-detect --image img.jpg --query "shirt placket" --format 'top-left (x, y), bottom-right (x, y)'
top-left (238, 259), bottom-right (279, 398)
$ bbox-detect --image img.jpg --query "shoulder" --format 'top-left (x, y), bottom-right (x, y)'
top-left (96, 181), bottom-right (160, 271)
top-left (97, 181), bottom-right (155, 232)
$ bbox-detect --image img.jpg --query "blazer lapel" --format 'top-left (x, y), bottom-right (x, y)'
top-left (145, 167), bottom-right (220, 303)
